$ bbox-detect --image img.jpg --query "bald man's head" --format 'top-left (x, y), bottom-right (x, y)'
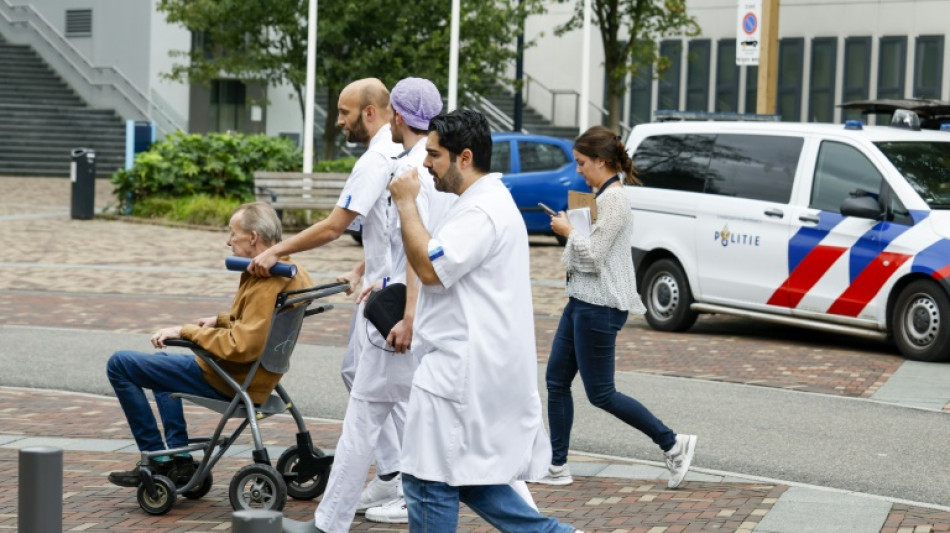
top-left (337, 78), bottom-right (392, 145)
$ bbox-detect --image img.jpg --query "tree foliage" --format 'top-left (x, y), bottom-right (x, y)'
top-left (556, 0), bottom-right (700, 132)
top-left (158, 0), bottom-right (544, 159)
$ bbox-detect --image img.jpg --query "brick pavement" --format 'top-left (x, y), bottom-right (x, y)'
top-left (4, 176), bottom-right (950, 532)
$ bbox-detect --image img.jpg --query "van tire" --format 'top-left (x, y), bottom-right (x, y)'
top-left (642, 259), bottom-right (698, 332)
top-left (892, 280), bottom-right (950, 362)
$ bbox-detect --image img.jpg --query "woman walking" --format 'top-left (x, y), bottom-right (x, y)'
top-left (536, 125), bottom-right (697, 488)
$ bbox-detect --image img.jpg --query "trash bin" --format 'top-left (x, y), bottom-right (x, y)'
top-left (70, 148), bottom-right (96, 220)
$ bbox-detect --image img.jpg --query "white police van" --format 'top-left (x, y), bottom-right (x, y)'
top-left (624, 112), bottom-right (950, 361)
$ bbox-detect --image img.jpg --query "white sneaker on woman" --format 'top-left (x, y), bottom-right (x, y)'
top-left (664, 434), bottom-right (697, 489)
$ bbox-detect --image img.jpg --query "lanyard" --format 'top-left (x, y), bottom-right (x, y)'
top-left (596, 176), bottom-right (621, 198)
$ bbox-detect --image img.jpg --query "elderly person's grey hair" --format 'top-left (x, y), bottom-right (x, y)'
top-left (234, 202), bottom-right (282, 245)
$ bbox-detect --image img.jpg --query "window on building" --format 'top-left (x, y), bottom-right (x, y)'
top-left (777, 38), bottom-right (804, 121)
top-left (658, 40), bottom-right (682, 111)
top-left (686, 40), bottom-right (711, 111)
top-left (65, 9), bottom-right (92, 37)
top-left (517, 141), bottom-right (570, 173)
top-left (210, 80), bottom-right (247, 133)
top-left (628, 62), bottom-right (653, 125)
top-left (878, 36), bottom-right (907, 99)
top-left (632, 134), bottom-right (713, 192)
top-left (745, 66), bottom-right (758, 113)
top-left (707, 134), bottom-right (803, 203)
top-left (842, 37), bottom-right (871, 122)
top-left (716, 40), bottom-right (739, 112)
top-left (809, 38), bottom-right (837, 123)
top-left (811, 141), bottom-right (883, 212)
top-left (914, 35), bottom-right (944, 99)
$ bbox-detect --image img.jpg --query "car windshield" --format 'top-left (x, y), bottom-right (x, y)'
top-left (875, 141), bottom-right (950, 208)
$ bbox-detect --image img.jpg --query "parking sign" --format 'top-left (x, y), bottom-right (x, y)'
top-left (736, 0), bottom-right (761, 65)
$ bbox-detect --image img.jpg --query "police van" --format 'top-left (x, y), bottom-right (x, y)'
top-left (624, 112), bottom-right (950, 361)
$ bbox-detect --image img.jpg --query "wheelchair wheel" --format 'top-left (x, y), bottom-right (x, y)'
top-left (182, 471), bottom-right (213, 500)
top-left (136, 475), bottom-right (176, 515)
top-left (229, 463), bottom-right (287, 511)
top-left (277, 445), bottom-right (331, 500)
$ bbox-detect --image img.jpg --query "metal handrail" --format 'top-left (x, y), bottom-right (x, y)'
top-left (467, 91), bottom-right (525, 133)
top-left (0, 0), bottom-right (185, 135)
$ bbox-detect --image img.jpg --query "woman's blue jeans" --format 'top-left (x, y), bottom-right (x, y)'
top-left (402, 474), bottom-right (573, 533)
top-left (106, 350), bottom-right (229, 452)
top-left (545, 298), bottom-right (676, 465)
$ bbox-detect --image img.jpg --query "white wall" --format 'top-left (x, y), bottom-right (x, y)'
top-left (522, 0), bottom-right (950, 124)
top-left (148, 0), bottom-right (190, 130)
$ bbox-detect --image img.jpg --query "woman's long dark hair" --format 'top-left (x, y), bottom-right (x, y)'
top-left (573, 125), bottom-right (642, 185)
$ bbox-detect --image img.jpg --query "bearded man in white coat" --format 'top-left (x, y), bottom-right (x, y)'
top-left (388, 109), bottom-right (579, 532)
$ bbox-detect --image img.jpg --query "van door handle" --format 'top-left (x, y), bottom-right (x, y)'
top-left (764, 209), bottom-right (784, 218)
top-left (799, 214), bottom-right (820, 224)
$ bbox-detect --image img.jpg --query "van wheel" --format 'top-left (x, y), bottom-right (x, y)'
top-left (892, 280), bottom-right (950, 362)
top-left (642, 259), bottom-right (698, 332)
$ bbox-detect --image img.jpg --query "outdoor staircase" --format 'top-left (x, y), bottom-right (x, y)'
top-left (484, 90), bottom-right (579, 140)
top-left (0, 34), bottom-right (125, 177)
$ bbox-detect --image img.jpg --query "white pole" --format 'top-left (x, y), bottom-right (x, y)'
top-left (448, 0), bottom-right (460, 111)
top-left (578, 0), bottom-right (592, 131)
top-left (302, 0), bottom-right (318, 172)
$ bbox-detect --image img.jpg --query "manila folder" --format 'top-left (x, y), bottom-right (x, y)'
top-left (568, 190), bottom-right (597, 223)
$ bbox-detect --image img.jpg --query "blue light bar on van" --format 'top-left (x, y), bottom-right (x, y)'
top-left (844, 120), bottom-right (863, 130)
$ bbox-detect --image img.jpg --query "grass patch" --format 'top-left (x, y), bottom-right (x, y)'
top-left (131, 195), bottom-right (243, 227)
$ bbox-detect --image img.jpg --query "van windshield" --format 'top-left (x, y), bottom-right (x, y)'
top-left (875, 141), bottom-right (950, 208)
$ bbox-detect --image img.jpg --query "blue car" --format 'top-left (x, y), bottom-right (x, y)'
top-left (491, 132), bottom-right (587, 245)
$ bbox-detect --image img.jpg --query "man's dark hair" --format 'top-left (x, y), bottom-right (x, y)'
top-left (428, 109), bottom-right (492, 173)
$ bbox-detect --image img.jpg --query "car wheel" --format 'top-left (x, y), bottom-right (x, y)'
top-left (892, 279), bottom-right (950, 362)
top-left (641, 258), bottom-right (698, 332)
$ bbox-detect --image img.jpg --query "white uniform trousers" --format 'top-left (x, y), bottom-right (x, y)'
top-left (314, 396), bottom-right (407, 533)
top-left (340, 306), bottom-right (403, 476)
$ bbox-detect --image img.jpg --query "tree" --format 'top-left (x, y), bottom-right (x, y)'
top-left (158, 0), bottom-right (543, 160)
top-left (556, 0), bottom-right (700, 132)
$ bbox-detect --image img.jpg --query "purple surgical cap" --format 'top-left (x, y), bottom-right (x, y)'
top-left (390, 77), bottom-right (443, 131)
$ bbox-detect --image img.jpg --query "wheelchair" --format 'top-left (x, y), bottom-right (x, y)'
top-left (133, 281), bottom-right (348, 515)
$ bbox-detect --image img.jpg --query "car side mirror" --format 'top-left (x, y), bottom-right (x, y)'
top-left (840, 195), bottom-right (883, 220)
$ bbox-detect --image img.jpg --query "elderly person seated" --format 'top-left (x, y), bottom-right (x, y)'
top-left (106, 202), bottom-right (313, 487)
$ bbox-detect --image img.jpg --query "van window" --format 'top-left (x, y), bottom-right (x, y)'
top-left (811, 141), bottom-right (883, 212)
top-left (875, 141), bottom-right (950, 208)
top-left (632, 134), bottom-right (713, 192)
top-left (706, 134), bottom-right (802, 203)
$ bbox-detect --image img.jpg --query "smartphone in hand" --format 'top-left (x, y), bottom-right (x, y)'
top-left (538, 202), bottom-right (557, 216)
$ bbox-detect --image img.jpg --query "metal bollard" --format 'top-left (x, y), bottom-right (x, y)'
top-left (18, 446), bottom-right (63, 533)
top-left (232, 510), bottom-right (282, 533)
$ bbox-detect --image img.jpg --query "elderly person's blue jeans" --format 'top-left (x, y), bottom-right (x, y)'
top-left (546, 297), bottom-right (677, 466)
top-left (403, 474), bottom-right (574, 533)
top-left (106, 350), bottom-right (230, 452)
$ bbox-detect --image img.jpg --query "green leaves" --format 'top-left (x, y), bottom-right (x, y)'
top-left (110, 132), bottom-right (303, 210)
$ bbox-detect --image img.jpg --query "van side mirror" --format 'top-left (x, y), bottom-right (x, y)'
top-left (840, 195), bottom-right (883, 220)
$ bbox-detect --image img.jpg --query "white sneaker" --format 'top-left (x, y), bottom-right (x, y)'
top-left (530, 464), bottom-right (573, 486)
top-left (364, 497), bottom-right (409, 523)
top-left (664, 434), bottom-right (697, 489)
top-left (357, 474), bottom-right (401, 512)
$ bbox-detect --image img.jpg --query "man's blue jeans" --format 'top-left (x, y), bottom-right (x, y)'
top-left (106, 350), bottom-right (229, 452)
top-left (546, 298), bottom-right (677, 465)
top-left (402, 474), bottom-right (573, 533)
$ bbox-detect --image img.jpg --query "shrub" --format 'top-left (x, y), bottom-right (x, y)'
top-left (315, 157), bottom-right (357, 173)
top-left (111, 132), bottom-right (303, 209)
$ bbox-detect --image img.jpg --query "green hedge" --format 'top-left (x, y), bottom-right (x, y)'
top-left (110, 132), bottom-right (303, 209)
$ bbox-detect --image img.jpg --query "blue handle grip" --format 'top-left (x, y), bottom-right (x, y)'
top-left (225, 256), bottom-right (297, 278)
